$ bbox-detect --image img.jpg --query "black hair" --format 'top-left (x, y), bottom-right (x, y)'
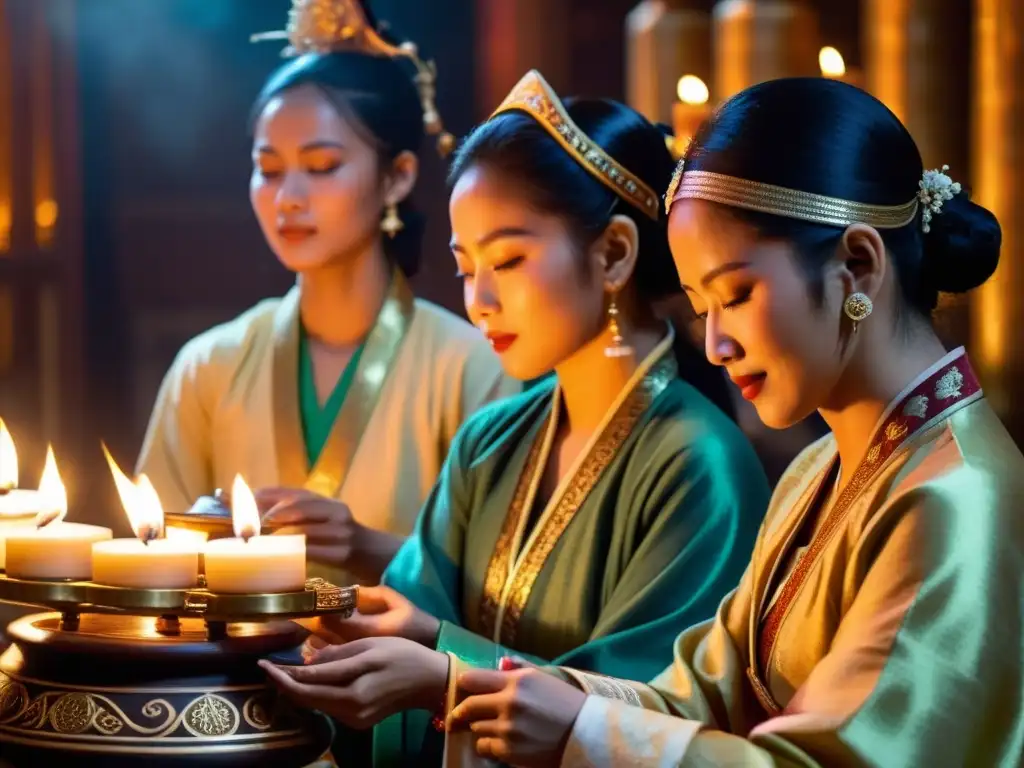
top-left (250, 50), bottom-right (426, 276)
top-left (682, 77), bottom-right (1001, 316)
top-left (448, 97), bottom-right (736, 420)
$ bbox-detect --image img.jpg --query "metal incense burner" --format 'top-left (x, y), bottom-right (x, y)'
top-left (164, 490), bottom-right (279, 541)
top-left (0, 569), bottom-right (356, 767)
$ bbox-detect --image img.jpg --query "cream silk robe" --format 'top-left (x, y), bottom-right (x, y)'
top-left (557, 347), bottom-right (1024, 768)
top-left (136, 272), bottom-right (518, 584)
top-left (383, 331), bottom-right (771, 766)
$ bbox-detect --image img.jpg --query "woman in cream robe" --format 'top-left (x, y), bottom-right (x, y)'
top-left (138, 2), bottom-right (516, 589)
top-left (139, 276), bottom-right (513, 575)
top-left (446, 77), bottom-right (1024, 767)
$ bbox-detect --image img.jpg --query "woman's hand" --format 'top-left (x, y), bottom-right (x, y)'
top-left (258, 637), bottom-right (449, 730)
top-left (258, 487), bottom-right (363, 565)
top-left (315, 585), bottom-right (440, 646)
top-left (257, 488), bottom-right (405, 582)
top-left (448, 665), bottom-right (586, 767)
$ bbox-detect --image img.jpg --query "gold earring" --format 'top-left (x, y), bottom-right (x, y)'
top-left (843, 292), bottom-right (873, 334)
top-left (605, 294), bottom-right (635, 358)
top-left (381, 203), bottom-right (404, 239)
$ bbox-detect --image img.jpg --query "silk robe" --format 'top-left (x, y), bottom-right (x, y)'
top-left (137, 273), bottom-right (517, 584)
top-left (382, 332), bottom-right (770, 766)
top-left (560, 347), bottom-right (1024, 768)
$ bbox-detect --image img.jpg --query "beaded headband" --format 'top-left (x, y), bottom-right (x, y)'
top-left (251, 0), bottom-right (455, 157)
top-left (664, 161), bottom-right (962, 232)
top-left (491, 70), bottom-right (660, 221)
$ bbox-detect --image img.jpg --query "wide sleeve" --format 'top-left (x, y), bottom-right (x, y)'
top-left (438, 425), bottom-right (768, 678)
top-left (562, 483), bottom-right (1022, 767)
top-left (135, 341), bottom-right (214, 515)
top-left (381, 418), bottom-right (477, 628)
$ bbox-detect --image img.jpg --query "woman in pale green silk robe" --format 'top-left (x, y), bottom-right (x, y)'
top-left (258, 70), bottom-right (769, 767)
top-left (137, 35), bottom-right (515, 588)
top-left (447, 78), bottom-right (1024, 767)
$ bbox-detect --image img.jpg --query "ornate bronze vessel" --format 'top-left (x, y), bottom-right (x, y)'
top-left (0, 575), bottom-right (355, 766)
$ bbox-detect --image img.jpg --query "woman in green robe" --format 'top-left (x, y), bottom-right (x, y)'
top-left (260, 70), bottom-right (770, 766)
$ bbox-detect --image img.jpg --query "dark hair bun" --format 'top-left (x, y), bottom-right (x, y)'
top-left (922, 190), bottom-right (1001, 294)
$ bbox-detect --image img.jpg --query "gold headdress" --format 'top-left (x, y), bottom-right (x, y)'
top-left (491, 70), bottom-right (660, 221)
top-left (663, 166), bottom-right (918, 228)
top-left (251, 0), bottom-right (455, 157)
top-left (662, 159), bottom-right (968, 235)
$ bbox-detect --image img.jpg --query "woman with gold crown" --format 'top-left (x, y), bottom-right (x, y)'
top-left (258, 69), bottom-right (770, 767)
top-left (136, 0), bottom-right (517, 588)
top-left (432, 77), bottom-right (1024, 767)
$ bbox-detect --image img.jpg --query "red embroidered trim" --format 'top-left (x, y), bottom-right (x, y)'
top-left (756, 354), bottom-right (980, 674)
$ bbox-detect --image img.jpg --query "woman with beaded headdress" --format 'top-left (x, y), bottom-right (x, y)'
top-left (258, 69), bottom-right (770, 766)
top-left (136, 0), bottom-right (517, 589)
top-left (430, 77), bottom-right (1024, 767)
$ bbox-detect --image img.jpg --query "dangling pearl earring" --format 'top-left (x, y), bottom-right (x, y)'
top-left (604, 293), bottom-right (635, 358)
top-left (843, 292), bottom-right (873, 334)
top-left (380, 203), bottom-right (404, 239)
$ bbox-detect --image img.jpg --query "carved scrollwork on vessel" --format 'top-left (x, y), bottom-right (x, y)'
top-left (243, 692), bottom-right (276, 731)
top-left (182, 693), bottom-right (239, 737)
top-left (0, 670), bottom-right (305, 745)
top-left (0, 678), bottom-right (28, 722)
top-left (48, 692), bottom-right (95, 734)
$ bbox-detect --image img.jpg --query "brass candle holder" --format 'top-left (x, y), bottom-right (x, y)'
top-left (0, 572), bottom-right (356, 767)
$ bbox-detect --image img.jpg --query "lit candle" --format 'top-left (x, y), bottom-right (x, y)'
top-left (165, 527), bottom-right (210, 546)
top-left (90, 446), bottom-right (200, 589)
top-left (203, 475), bottom-right (305, 594)
top-left (819, 46), bottom-right (862, 88)
top-left (672, 74), bottom-right (710, 157)
top-left (4, 445), bottom-right (113, 580)
top-left (0, 419), bottom-right (59, 567)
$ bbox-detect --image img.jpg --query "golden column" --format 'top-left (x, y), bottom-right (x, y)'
top-left (863, 1), bottom-right (972, 350)
top-left (863, 0), bottom-right (970, 174)
top-left (712, 0), bottom-right (819, 102)
top-left (972, 0), bottom-right (1024, 437)
top-left (625, 0), bottom-right (712, 125)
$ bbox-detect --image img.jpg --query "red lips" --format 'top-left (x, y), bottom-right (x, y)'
top-left (730, 372), bottom-right (766, 401)
top-left (278, 226), bottom-right (317, 243)
top-left (485, 332), bottom-right (518, 354)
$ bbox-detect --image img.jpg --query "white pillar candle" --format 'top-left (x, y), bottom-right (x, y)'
top-left (203, 535), bottom-right (306, 594)
top-left (5, 522), bottom-right (113, 580)
top-left (0, 426), bottom-right (71, 570)
top-left (92, 538), bottom-right (200, 589)
top-left (0, 508), bottom-right (38, 569)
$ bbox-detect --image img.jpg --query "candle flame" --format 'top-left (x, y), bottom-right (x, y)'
top-left (0, 418), bottom-right (17, 489)
top-left (677, 75), bottom-right (709, 106)
top-left (34, 445), bottom-right (68, 527)
top-left (103, 443), bottom-right (164, 541)
top-left (231, 474), bottom-right (260, 541)
top-left (819, 46), bottom-right (846, 78)
top-left (166, 526), bottom-right (210, 545)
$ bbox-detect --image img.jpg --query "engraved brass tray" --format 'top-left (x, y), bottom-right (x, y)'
top-left (0, 573), bottom-right (357, 625)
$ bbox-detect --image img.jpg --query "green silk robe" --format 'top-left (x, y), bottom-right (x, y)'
top-left (379, 332), bottom-right (770, 765)
top-left (559, 348), bottom-right (1024, 767)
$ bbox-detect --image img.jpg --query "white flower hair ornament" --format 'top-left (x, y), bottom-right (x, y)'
top-left (918, 164), bottom-right (962, 234)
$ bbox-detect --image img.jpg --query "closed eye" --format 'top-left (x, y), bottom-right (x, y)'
top-left (495, 255), bottom-right (525, 271)
top-left (724, 286), bottom-right (752, 309)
